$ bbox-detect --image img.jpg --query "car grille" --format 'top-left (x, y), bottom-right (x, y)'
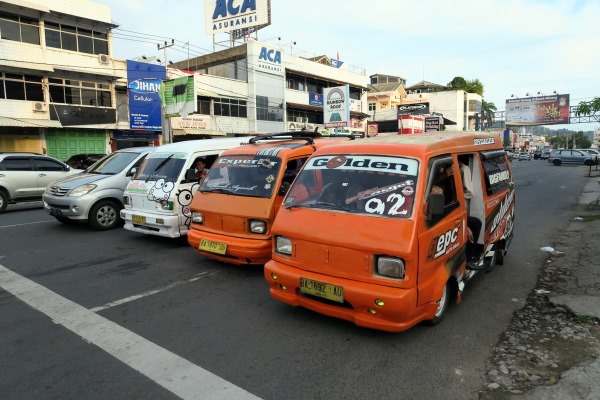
top-left (49, 186), bottom-right (69, 196)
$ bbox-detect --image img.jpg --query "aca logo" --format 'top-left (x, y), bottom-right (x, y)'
top-left (258, 47), bottom-right (282, 64)
top-left (212, 0), bottom-right (256, 18)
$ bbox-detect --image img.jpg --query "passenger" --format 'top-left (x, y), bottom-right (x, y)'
top-left (458, 156), bottom-right (483, 270)
top-left (194, 158), bottom-right (209, 180)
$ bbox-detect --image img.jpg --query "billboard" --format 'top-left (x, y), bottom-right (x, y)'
top-left (126, 60), bottom-right (166, 130)
top-left (323, 85), bottom-right (350, 128)
top-left (160, 75), bottom-right (197, 117)
top-left (205, 0), bottom-right (271, 35)
top-left (397, 102), bottom-right (430, 115)
top-left (505, 94), bottom-right (570, 126)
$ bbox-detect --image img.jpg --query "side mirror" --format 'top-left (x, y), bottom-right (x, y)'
top-left (278, 182), bottom-right (291, 196)
top-left (428, 192), bottom-right (445, 216)
top-left (184, 168), bottom-right (197, 182)
top-left (127, 167), bottom-right (137, 177)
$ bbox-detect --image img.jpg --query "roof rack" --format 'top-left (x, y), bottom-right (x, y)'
top-left (249, 131), bottom-right (322, 146)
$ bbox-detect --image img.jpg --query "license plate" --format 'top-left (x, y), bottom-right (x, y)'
top-left (299, 277), bottom-right (344, 303)
top-left (132, 214), bottom-right (146, 224)
top-left (49, 208), bottom-right (62, 217)
top-left (199, 238), bottom-right (227, 255)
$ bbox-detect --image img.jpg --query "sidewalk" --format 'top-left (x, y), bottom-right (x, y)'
top-left (480, 174), bottom-right (600, 400)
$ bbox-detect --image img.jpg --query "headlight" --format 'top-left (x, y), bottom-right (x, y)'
top-left (191, 211), bottom-right (203, 224)
top-left (275, 236), bottom-right (292, 255)
top-left (249, 219), bottom-right (266, 234)
top-left (67, 184), bottom-right (97, 197)
top-left (377, 256), bottom-right (405, 279)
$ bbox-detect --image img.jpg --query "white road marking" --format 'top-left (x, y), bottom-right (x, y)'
top-left (0, 220), bottom-right (55, 229)
top-left (90, 271), bottom-right (220, 312)
top-left (0, 264), bottom-right (261, 400)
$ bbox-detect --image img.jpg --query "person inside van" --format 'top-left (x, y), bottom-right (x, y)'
top-left (194, 158), bottom-right (209, 180)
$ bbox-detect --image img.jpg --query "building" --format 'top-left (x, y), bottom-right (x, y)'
top-left (0, 0), bottom-right (161, 159)
top-left (169, 41), bottom-right (369, 139)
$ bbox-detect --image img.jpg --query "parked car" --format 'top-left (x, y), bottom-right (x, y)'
top-left (65, 153), bottom-right (106, 170)
top-left (518, 152), bottom-right (531, 161)
top-left (43, 147), bottom-right (154, 230)
top-left (0, 153), bottom-right (82, 213)
top-left (533, 150), bottom-right (542, 160)
top-left (547, 149), bottom-right (594, 166)
top-left (540, 151), bottom-right (551, 160)
top-left (576, 149), bottom-right (600, 165)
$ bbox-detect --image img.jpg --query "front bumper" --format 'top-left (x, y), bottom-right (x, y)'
top-left (43, 194), bottom-right (93, 220)
top-left (121, 208), bottom-right (183, 238)
top-left (187, 228), bottom-right (271, 265)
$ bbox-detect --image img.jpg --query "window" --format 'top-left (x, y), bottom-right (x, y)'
top-left (481, 150), bottom-right (510, 195)
top-left (427, 155), bottom-right (459, 223)
top-left (368, 103), bottom-right (376, 111)
top-left (48, 78), bottom-right (112, 107)
top-left (469, 100), bottom-right (482, 112)
top-left (45, 22), bottom-right (108, 55)
top-left (0, 157), bottom-right (32, 171)
top-left (256, 95), bottom-right (283, 122)
top-left (197, 96), bottom-right (211, 115)
top-left (0, 73), bottom-right (43, 101)
top-left (34, 158), bottom-right (65, 171)
top-left (213, 97), bottom-right (247, 118)
top-left (0, 12), bottom-right (39, 44)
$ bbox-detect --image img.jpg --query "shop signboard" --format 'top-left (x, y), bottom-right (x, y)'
top-left (323, 85), bottom-right (350, 128)
top-left (126, 60), bottom-right (166, 131)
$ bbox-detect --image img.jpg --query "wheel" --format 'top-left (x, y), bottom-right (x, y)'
top-left (495, 247), bottom-right (505, 266)
top-left (427, 281), bottom-right (452, 326)
top-left (55, 216), bottom-right (78, 225)
top-left (0, 190), bottom-right (8, 213)
top-left (553, 159), bottom-right (561, 166)
top-left (584, 160), bottom-right (593, 166)
top-left (89, 200), bottom-right (122, 230)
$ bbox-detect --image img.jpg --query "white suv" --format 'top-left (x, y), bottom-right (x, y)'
top-left (0, 153), bottom-right (82, 213)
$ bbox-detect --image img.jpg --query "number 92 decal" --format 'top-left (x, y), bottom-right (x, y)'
top-left (365, 193), bottom-right (407, 216)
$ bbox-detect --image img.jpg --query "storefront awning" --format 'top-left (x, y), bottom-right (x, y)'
top-left (174, 128), bottom-right (228, 136)
top-left (0, 116), bottom-right (62, 128)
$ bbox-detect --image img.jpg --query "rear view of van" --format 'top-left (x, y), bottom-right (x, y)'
top-left (121, 137), bottom-right (251, 238)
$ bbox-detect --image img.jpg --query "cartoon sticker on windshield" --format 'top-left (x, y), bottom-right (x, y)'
top-left (177, 183), bottom-right (200, 228)
top-left (345, 180), bottom-right (415, 217)
top-left (148, 179), bottom-right (175, 202)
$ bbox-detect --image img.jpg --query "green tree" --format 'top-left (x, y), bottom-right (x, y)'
top-left (481, 100), bottom-right (497, 129)
top-left (575, 97), bottom-right (600, 116)
top-left (447, 76), bottom-right (484, 96)
top-left (447, 76), bottom-right (467, 90)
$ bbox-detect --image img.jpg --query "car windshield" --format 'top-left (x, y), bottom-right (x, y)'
top-left (87, 152), bottom-right (140, 175)
top-left (283, 154), bottom-right (419, 219)
top-left (134, 152), bottom-right (186, 182)
top-left (200, 155), bottom-right (281, 198)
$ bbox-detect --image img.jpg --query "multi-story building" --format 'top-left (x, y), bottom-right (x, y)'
top-left (169, 41), bottom-right (369, 140)
top-left (0, 0), bottom-right (161, 159)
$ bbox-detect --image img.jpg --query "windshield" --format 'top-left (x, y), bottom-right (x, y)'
top-left (133, 152), bottom-right (187, 182)
top-left (284, 154), bottom-right (419, 219)
top-left (88, 152), bottom-right (140, 175)
top-left (200, 155), bottom-right (281, 198)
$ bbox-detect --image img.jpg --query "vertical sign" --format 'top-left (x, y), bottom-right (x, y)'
top-left (160, 75), bottom-right (197, 117)
top-left (127, 60), bottom-right (166, 130)
top-left (323, 85), bottom-right (350, 128)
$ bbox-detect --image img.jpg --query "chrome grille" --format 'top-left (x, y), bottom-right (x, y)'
top-left (50, 186), bottom-right (69, 196)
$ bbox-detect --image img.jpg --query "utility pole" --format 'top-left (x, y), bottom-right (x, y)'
top-left (157, 39), bottom-right (175, 66)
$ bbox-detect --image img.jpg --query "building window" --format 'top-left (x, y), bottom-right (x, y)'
top-left (468, 99), bottom-right (482, 113)
top-left (48, 78), bottom-right (112, 107)
top-left (0, 73), bottom-right (43, 101)
top-left (45, 22), bottom-right (108, 55)
top-left (380, 103), bottom-right (388, 109)
top-left (214, 97), bottom-right (247, 118)
top-left (256, 95), bottom-right (283, 122)
top-left (368, 103), bottom-right (376, 111)
top-left (0, 12), bottom-right (40, 45)
top-left (197, 96), bottom-right (211, 115)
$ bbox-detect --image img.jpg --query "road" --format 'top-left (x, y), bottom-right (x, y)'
top-left (0, 160), bottom-right (591, 400)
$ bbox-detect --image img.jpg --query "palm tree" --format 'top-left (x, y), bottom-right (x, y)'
top-left (480, 100), bottom-right (497, 129)
top-left (575, 97), bottom-right (600, 116)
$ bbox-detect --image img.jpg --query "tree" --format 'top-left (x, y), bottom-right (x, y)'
top-left (575, 97), bottom-right (600, 116)
top-left (447, 77), bottom-right (467, 90)
top-left (447, 76), bottom-right (484, 96)
top-left (481, 100), bottom-right (497, 129)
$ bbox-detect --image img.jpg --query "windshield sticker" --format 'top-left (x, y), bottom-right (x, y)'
top-left (214, 156), bottom-right (279, 169)
top-left (474, 137), bottom-right (495, 146)
top-left (125, 181), bottom-right (151, 194)
top-left (148, 152), bottom-right (187, 159)
top-left (210, 183), bottom-right (260, 193)
top-left (177, 183), bottom-right (200, 228)
top-left (148, 179), bottom-right (175, 202)
top-left (306, 155), bottom-right (418, 175)
top-left (488, 169), bottom-right (510, 185)
top-left (345, 180), bottom-right (414, 204)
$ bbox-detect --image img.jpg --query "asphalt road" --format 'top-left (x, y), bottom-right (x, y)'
top-left (0, 159), bottom-right (592, 400)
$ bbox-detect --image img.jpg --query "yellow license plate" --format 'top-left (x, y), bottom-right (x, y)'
top-left (299, 277), bottom-right (344, 303)
top-left (132, 214), bottom-right (146, 224)
top-left (199, 238), bottom-right (227, 255)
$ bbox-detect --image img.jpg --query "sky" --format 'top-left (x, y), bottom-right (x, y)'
top-left (95, 0), bottom-right (600, 133)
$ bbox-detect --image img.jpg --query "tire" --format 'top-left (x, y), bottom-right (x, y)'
top-left (584, 160), bottom-right (593, 167)
top-left (553, 159), bottom-right (561, 166)
top-left (495, 247), bottom-right (505, 266)
top-left (55, 216), bottom-right (78, 225)
top-left (427, 281), bottom-right (452, 326)
top-left (89, 200), bottom-right (122, 230)
top-left (0, 190), bottom-right (8, 213)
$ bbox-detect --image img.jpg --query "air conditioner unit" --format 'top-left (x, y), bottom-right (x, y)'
top-left (98, 54), bottom-right (110, 64)
top-left (32, 102), bottom-right (47, 112)
top-left (296, 117), bottom-right (303, 123)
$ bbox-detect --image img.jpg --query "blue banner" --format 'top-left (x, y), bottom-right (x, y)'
top-left (309, 93), bottom-right (323, 106)
top-left (127, 60), bottom-right (166, 131)
top-left (331, 58), bottom-right (344, 68)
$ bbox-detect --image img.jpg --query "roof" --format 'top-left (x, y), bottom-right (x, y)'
top-left (149, 137), bottom-right (254, 154)
top-left (367, 83), bottom-right (404, 93)
top-left (405, 80), bottom-right (448, 90)
top-left (0, 116), bottom-right (62, 128)
top-left (220, 134), bottom-right (351, 157)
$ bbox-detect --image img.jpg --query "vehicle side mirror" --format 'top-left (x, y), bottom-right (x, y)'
top-left (127, 167), bottom-right (137, 177)
top-left (428, 192), bottom-right (445, 216)
top-left (185, 168), bottom-right (197, 182)
top-left (278, 182), bottom-right (291, 196)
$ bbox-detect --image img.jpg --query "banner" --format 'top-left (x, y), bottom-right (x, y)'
top-left (126, 60), bottom-right (166, 130)
top-left (323, 85), bottom-right (350, 128)
top-left (505, 94), bottom-right (570, 126)
top-left (160, 75), bottom-right (197, 117)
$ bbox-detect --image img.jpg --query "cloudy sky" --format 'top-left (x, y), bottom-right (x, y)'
top-left (96, 0), bottom-right (599, 132)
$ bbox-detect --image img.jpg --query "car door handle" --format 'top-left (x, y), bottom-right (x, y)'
top-left (0, 174), bottom-right (4, 177)
top-left (39, 173), bottom-right (47, 177)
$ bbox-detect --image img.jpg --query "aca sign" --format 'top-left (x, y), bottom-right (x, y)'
top-left (204, 0), bottom-right (270, 35)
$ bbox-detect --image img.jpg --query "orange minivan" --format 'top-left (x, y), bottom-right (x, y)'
top-left (187, 132), bottom-right (354, 265)
top-left (264, 131), bottom-right (515, 332)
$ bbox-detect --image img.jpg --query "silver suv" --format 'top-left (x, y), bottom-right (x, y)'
top-left (43, 147), bottom-right (154, 230)
top-left (0, 153), bottom-right (81, 213)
